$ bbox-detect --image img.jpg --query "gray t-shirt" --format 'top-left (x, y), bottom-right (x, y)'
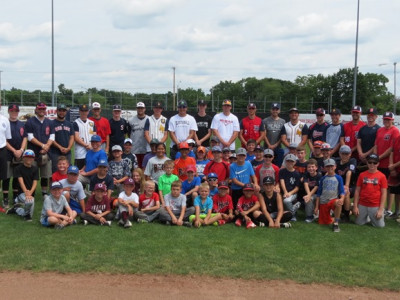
top-left (59, 179), bottom-right (86, 203)
top-left (262, 116), bottom-right (285, 146)
top-left (164, 193), bottom-right (187, 212)
top-left (325, 123), bottom-right (344, 150)
top-left (40, 194), bottom-right (69, 221)
top-left (144, 156), bottom-right (169, 183)
top-left (128, 115), bottom-right (149, 154)
top-left (316, 174), bottom-right (345, 205)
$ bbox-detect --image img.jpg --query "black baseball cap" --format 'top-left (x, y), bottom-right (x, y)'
top-left (57, 103), bottom-right (67, 110)
top-left (198, 99), bottom-right (207, 106)
top-left (79, 104), bottom-right (89, 111)
top-left (153, 101), bottom-right (163, 109)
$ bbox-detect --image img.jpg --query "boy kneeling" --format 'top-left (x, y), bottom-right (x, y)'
top-left (81, 183), bottom-right (114, 226)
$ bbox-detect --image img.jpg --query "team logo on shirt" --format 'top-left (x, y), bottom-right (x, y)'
top-left (290, 177), bottom-right (296, 185)
top-left (20, 127), bottom-right (24, 137)
top-left (362, 177), bottom-right (378, 185)
top-left (384, 134), bottom-right (391, 141)
top-left (161, 119), bottom-right (166, 124)
top-left (45, 126), bottom-right (50, 135)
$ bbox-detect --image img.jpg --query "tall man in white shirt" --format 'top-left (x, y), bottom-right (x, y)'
top-left (280, 107), bottom-right (308, 154)
top-left (211, 99), bottom-right (240, 152)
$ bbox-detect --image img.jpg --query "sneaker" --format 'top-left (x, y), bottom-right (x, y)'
top-left (82, 220), bottom-right (88, 226)
top-left (0, 206), bottom-right (5, 213)
top-left (165, 221), bottom-right (171, 225)
top-left (396, 217), bottom-right (400, 224)
top-left (105, 221), bottom-right (112, 226)
top-left (24, 215), bottom-right (32, 222)
top-left (246, 220), bottom-right (256, 229)
top-left (384, 210), bottom-right (394, 218)
top-left (6, 206), bottom-right (17, 215)
top-left (118, 219), bottom-right (125, 226)
top-left (332, 223), bottom-right (340, 233)
top-left (305, 216), bottom-right (314, 223)
top-left (235, 218), bottom-right (242, 227)
top-left (280, 222), bottom-right (292, 228)
top-left (189, 215), bottom-right (196, 223)
top-left (55, 223), bottom-right (65, 230)
top-left (258, 222), bottom-right (265, 227)
top-left (137, 218), bottom-right (148, 223)
top-left (218, 219), bottom-right (226, 225)
top-left (124, 220), bottom-right (132, 228)
top-left (72, 219), bottom-right (77, 225)
top-left (213, 221), bottom-right (218, 226)
top-left (3, 199), bottom-right (9, 209)
top-left (290, 215), bottom-right (297, 222)
top-left (183, 221), bottom-right (192, 227)
top-left (389, 212), bottom-right (400, 219)
top-left (292, 201), bottom-right (301, 212)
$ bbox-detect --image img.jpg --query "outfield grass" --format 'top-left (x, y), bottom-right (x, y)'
top-left (0, 202), bottom-right (399, 290)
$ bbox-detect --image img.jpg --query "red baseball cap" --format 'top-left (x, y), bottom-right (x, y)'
top-left (186, 165), bottom-right (196, 173)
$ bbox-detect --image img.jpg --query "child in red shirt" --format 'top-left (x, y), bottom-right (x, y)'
top-left (235, 184), bottom-right (264, 229)
top-left (212, 181), bottom-right (234, 225)
top-left (51, 156), bottom-right (69, 182)
top-left (81, 183), bottom-right (114, 226)
top-left (135, 180), bottom-right (161, 223)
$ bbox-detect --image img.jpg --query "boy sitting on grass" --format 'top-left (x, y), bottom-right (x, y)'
top-left (89, 160), bottom-right (114, 199)
top-left (81, 183), bottom-right (114, 226)
top-left (116, 177), bottom-right (139, 228)
top-left (235, 183), bottom-right (261, 229)
top-left (158, 160), bottom-right (179, 206)
top-left (51, 156), bottom-right (69, 182)
top-left (60, 166), bottom-right (86, 216)
top-left (6, 149), bottom-right (38, 221)
top-left (159, 180), bottom-right (194, 226)
top-left (315, 159), bottom-right (345, 233)
top-left (279, 154), bottom-right (301, 221)
top-left (189, 183), bottom-right (220, 227)
top-left (181, 165), bottom-right (201, 207)
top-left (212, 181), bottom-right (234, 225)
top-left (135, 180), bottom-right (161, 223)
top-left (40, 181), bottom-right (77, 229)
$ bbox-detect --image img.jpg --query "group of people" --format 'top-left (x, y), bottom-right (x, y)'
top-left (0, 99), bottom-right (398, 232)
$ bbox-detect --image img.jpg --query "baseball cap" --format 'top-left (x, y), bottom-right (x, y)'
top-left (236, 148), bottom-right (247, 156)
top-left (79, 104), bottom-right (89, 111)
top-left (243, 183), bottom-right (254, 191)
top-left (351, 105), bottom-right (362, 113)
top-left (124, 178), bottom-right (135, 185)
top-left (264, 149), bottom-right (274, 156)
top-left (321, 143), bottom-right (332, 150)
top-left (187, 139), bottom-right (196, 146)
top-left (92, 102), bottom-right (101, 109)
top-left (36, 102), bottom-right (47, 109)
top-left (177, 100), bottom-right (187, 108)
top-left (210, 136), bottom-right (219, 143)
top-left (57, 103), bottom-right (67, 110)
top-left (339, 145), bottom-right (351, 154)
top-left (124, 138), bottom-right (133, 144)
top-left (324, 158), bottom-right (336, 167)
top-left (222, 147), bottom-right (231, 153)
top-left (112, 145), bottom-right (122, 152)
top-left (383, 112), bottom-right (394, 120)
top-left (285, 154), bottom-right (297, 162)
top-left (218, 181), bottom-right (229, 189)
top-left (23, 149), bottom-right (35, 158)
top-left (289, 107), bottom-right (299, 113)
top-left (212, 146), bottom-right (222, 153)
top-left (197, 146), bottom-right (206, 153)
top-left (51, 181), bottom-right (63, 190)
top-left (137, 102), bottom-right (145, 108)
top-left (313, 140), bottom-right (323, 148)
top-left (198, 99), bottom-right (207, 106)
top-left (153, 101), bottom-right (163, 109)
top-left (330, 108), bottom-right (341, 115)
top-left (367, 108), bottom-right (378, 115)
top-left (247, 103), bottom-right (256, 109)
top-left (207, 172), bottom-right (218, 179)
top-left (94, 183), bottom-right (107, 191)
top-left (113, 104), bottom-right (122, 111)
top-left (97, 159), bottom-right (109, 167)
top-left (8, 104), bottom-right (19, 112)
top-left (229, 153), bottom-right (237, 159)
top-left (179, 142), bottom-right (189, 150)
top-left (67, 165), bottom-right (79, 174)
top-left (367, 153), bottom-right (379, 162)
top-left (271, 103), bottom-right (280, 109)
top-left (186, 165), bottom-right (196, 173)
top-left (263, 176), bottom-right (275, 185)
top-left (222, 99), bottom-right (232, 106)
top-left (315, 108), bottom-right (325, 115)
top-left (150, 138), bottom-right (160, 145)
top-left (255, 145), bottom-right (263, 152)
top-left (90, 135), bottom-right (101, 142)
top-left (288, 143), bottom-right (298, 149)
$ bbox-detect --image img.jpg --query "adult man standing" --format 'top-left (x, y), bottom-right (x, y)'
top-left (73, 104), bottom-right (96, 170)
top-left (24, 102), bottom-right (54, 195)
top-left (341, 105), bottom-right (366, 160)
top-left (210, 99), bottom-right (240, 151)
top-left (308, 108), bottom-right (329, 153)
top-left (128, 102), bottom-right (149, 168)
top-left (357, 108), bottom-right (380, 164)
top-left (280, 107), bottom-right (308, 152)
top-left (0, 104), bottom-right (13, 210)
top-left (239, 103), bottom-right (265, 147)
top-left (263, 103), bottom-right (285, 167)
top-left (50, 104), bottom-right (75, 172)
top-left (144, 101), bottom-right (168, 153)
top-left (168, 99), bottom-right (198, 160)
top-left (109, 104), bottom-right (129, 152)
top-left (89, 102), bottom-right (111, 153)
top-left (325, 108), bottom-right (344, 157)
top-left (194, 100), bottom-right (212, 148)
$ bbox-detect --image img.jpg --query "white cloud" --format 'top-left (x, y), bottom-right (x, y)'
top-left (218, 4), bottom-right (252, 27)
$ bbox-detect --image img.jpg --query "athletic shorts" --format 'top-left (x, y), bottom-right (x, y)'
top-left (318, 199), bottom-right (337, 225)
top-left (390, 185), bottom-right (400, 195)
top-left (41, 217), bottom-right (50, 227)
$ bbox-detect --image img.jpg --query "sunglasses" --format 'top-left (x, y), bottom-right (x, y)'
top-left (264, 155), bottom-right (273, 158)
top-left (367, 161), bottom-right (378, 165)
top-left (208, 178), bottom-right (218, 181)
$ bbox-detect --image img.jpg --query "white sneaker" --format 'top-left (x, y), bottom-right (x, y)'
top-left (118, 219), bottom-right (125, 226)
top-left (83, 220), bottom-right (88, 226)
top-left (106, 221), bottom-right (112, 226)
top-left (124, 220), bottom-right (132, 228)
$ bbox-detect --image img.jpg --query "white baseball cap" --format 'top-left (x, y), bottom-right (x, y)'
top-left (92, 102), bottom-right (101, 109)
top-left (137, 102), bottom-right (145, 108)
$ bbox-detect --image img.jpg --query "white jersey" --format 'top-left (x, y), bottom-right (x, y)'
top-left (74, 118), bottom-right (96, 159)
top-left (168, 114), bottom-right (198, 147)
top-left (0, 115), bottom-right (11, 148)
top-left (211, 112), bottom-right (240, 150)
top-left (146, 114), bottom-right (168, 152)
top-left (282, 121), bottom-right (307, 146)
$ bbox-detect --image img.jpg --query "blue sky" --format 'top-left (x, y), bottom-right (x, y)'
top-left (0, 0), bottom-right (399, 95)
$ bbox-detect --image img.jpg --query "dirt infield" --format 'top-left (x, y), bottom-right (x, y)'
top-left (1, 271), bottom-right (398, 300)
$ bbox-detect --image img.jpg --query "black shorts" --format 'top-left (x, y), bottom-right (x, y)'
top-left (390, 185), bottom-right (400, 195)
top-left (0, 147), bottom-right (8, 180)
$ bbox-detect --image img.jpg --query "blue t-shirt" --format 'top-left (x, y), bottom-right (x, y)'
top-left (175, 150), bottom-right (196, 159)
top-left (230, 161), bottom-right (255, 190)
top-left (210, 187), bottom-right (218, 197)
top-left (245, 153), bottom-right (255, 161)
top-left (194, 196), bottom-right (213, 215)
top-left (196, 159), bottom-right (210, 179)
top-left (85, 149), bottom-right (108, 172)
top-left (182, 176), bottom-right (201, 194)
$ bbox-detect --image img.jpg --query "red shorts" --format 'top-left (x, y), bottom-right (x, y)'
top-left (318, 199), bottom-right (337, 225)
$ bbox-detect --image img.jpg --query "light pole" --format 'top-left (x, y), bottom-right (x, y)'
top-left (379, 62), bottom-right (397, 113)
top-left (352, 0), bottom-right (360, 107)
top-left (172, 67), bottom-right (176, 111)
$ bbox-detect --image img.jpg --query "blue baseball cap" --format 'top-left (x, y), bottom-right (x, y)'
top-left (23, 149), bottom-right (35, 158)
top-left (67, 166), bottom-right (79, 174)
top-left (90, 135), bottom-right (101, 142)
top-left (97, 160), bottom-right (108, 167)
top-left (207, 173), bottom-right (218, 179)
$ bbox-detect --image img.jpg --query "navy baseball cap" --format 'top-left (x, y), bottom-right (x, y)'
top-left (271, 103), bottom-right (280, 109)
top-left (98, 159), bottom-right (108, 167)
top-left (367, 153), bottom-right (379, 162)
top-left (67, 166), bottom-right (79, 174)
top-left (178, 100), bottom-right (187, 108)
top-left (90, 135), bottom-right (101, 142)
top-left (207, 173), bottom-right (218, 179)
top-left (113, 104), bottom-right (122, 111)
top-left (57, 103), bottom-right (67, 110)
top-left (8, 104), bottom-right (20, 112)
top-left (51, 181), bottom-right (63, 190)
top-left (79, 104), bottom-right (89, 111)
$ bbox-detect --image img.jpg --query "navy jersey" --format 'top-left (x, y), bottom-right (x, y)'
top-left (308, 122), bottom-right (329, 143)
top-left (7, 120), bottom-right (25, 161)
top-left (109, 117), bottom-right (129, 148)
top-left (279, 168), bottom-right (301, 192)
top-left (25, 117), bottom-right (54, 156)
top-left (51, 119), bottom-right (75, 155)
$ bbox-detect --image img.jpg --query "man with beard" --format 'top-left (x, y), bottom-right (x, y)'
top-left (341, 105), bottom-right (366, 160)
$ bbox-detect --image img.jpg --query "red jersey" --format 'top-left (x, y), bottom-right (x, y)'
top-left (375, 126), bottom-right (400, 168)
top-left (255, 163), bottom-right (280, 185)
top-left (392, 136), bottom-right (400, 173)
top-left (212, 193), bottom-right (233, 214)
top-left (52, 171), bottom-right (68, 182)
top-left (237, 194), bottom-right (259, 212)
top-left (203, 160), bottom-right (230, 182)
top-left (356, 170), bottom-right (388, 207)
top-left (241, 116), bottom-right (263, 147)
top-left (89, 116), bottom-right (111, 144)
top-left (85, 195), bottom-right (110, 214)
top-left (139, 192), bottom-right (159, 210)
top-left (173, 156), bottom-right (196, 181)
top-left (343, 120), bottom-right (366, 159)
